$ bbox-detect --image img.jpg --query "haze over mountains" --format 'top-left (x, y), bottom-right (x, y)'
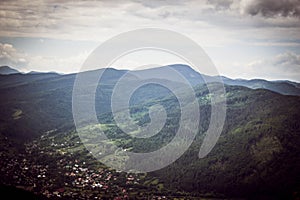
top-left (1, 64), bottom-right (300, 96)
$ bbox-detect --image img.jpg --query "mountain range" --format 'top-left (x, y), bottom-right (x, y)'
top-left (0, 64), bottom-right (300, 199)
top-left (2, 64), bottom-right (299, 96)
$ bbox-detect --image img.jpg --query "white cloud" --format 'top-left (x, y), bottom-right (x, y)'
top-left (0, 43), bottom-right (28, 69)
top-left (0, 42), bottom-right (89, 73)
top-left (28, 52), bottom-right (89, 73)
top-left (246, 52), bottom-right (300, 81)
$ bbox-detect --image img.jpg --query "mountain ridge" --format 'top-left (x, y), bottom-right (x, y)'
top-left (2, 64), bottom-right (300, 96)
top-left (0, 66), bottom-right (20, 75)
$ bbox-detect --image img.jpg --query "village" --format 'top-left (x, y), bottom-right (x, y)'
top-left (0, 132), bottom-right (169, 199)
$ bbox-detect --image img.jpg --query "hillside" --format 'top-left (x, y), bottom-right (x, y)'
top-left (0, 65), bottom-right (300, 199)
top-left (151, 86), bottom-right (300, 198)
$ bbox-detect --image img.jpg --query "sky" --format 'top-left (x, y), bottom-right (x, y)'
top-left (0, 0), bottom-right (300, 81)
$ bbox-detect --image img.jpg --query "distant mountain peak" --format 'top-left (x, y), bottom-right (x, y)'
top-left (0, 66), bottom-right (20, 75)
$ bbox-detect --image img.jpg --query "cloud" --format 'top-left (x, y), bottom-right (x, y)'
top-left (0, 41), bottom-right (88, 73)
top-left (28, 52), bottom-right (89, 73)
top-left (247, 52), bottom-right (300, 81)
top-left (0, 43), bottom-right (28, 68)
top-left (0, 0), bottom-right (299, 45)
top-left (241, 0), bottom-right (300, 18)
top-left (134, 0), bottom-right (186, 9)
top-left (207, 0), bottom-right (236, 10)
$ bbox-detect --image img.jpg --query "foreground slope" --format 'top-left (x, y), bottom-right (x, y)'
top-left (150, 85), bottom-right (300, 198)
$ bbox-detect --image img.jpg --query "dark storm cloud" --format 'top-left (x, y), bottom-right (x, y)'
top-left (243, 0), bottom-right (300, 18)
